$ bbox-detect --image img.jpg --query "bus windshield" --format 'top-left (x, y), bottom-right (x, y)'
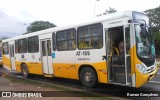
top-left (133, 12), bottom-right (155, 59)
top-left (135, 24), bottom-right (155, 58)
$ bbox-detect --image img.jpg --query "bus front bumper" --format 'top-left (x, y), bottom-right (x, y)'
top-left (135, 66), bottom-right (158, 88)
top-left (0, 60), bottom-right (2, 65)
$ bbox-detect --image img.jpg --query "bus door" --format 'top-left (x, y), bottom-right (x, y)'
top-left (9, 44), bottom-right (16, 70)
top-left (106, 25), bottom-right (132, 85)
top-left (40, 39), bottom-right (53, 74)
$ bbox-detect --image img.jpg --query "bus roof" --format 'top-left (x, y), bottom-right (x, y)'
top-left (2, 10), bottom-right (136, 43)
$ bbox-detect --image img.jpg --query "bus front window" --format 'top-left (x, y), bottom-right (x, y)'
top-left (135, 24), bottom-right (155, 58)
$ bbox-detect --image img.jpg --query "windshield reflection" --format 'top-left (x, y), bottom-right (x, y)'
top-left (135, 24), bottom-right (155, 58)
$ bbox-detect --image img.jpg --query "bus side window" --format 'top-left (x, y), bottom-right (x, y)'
top-left (52, 33), bottom-right (56, 51)
top-left (66, 29), bottom-right (76, 50)
top-left (90, 24), bottom-right (103, 49)
top-left (18, 38), bottom-right (27, 53)
top-left (57, 29), bottom-right (76, 51)
top-left (78, 26), bottom-right (87, 49)
top-left (28, 36), bottom-right (39, 53)
top-left (2, 42), bottom-right (9, 54)
top-left (15, 40), bottom-right (18, 54)
top-left (78, 23), bottom-right (103, 49)
top-left (57, 31), bottom-right (67, 51)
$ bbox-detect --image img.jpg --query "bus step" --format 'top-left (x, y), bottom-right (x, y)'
top-left (44, 74), bottom-right (53, 78)
top-left (114, 74), bottom-right (132, 83)
top-left (126, 82), bottom-right (132, 85)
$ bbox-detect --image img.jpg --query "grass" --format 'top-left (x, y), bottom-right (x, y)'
top-left (156, 58), bottom-right (160, 67)
top-left (2, 74), bottom-right (116, 100)
top-left (156, 62), bottom-right (160, 67)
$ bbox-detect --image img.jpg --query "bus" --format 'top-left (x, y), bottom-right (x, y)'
top-left (0, 40), bottom-right (2, 65)
top-left (2, 11), bottom-right (157, 88)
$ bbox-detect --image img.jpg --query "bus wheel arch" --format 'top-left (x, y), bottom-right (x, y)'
top-left (78, 65), bottom-right (98, 88)
top-left (21, 63), bottom-right (29, 79)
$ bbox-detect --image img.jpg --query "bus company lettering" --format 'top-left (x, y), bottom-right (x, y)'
top-left (76, 51), bottom-right (90, 61)
top-left (108, 20), bottom-right (123, 25)
top-left (78, 58), bottom-right (90, 61)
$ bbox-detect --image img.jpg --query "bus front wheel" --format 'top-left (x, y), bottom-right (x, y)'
top-left (21, 64), bottom-right (29, 79)
top-left (80, 67), bottom-right (97, 88)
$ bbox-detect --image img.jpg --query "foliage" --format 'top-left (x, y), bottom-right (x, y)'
top-left (0, 36), bottom-right (8, 40)
top-left (97, 7), bottom-right (117, 17)
top-left (144, 6), bottom-right (160, 39)
top-left (104, 7), bottom-right (117, 15)
top-left (26, 21), bottom-right (56, 33)
top-left (144, 6), bottom-right (160, 29)
top-left (144, 6), bottom-right (160, 56)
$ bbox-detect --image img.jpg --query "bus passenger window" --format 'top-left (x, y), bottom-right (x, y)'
top-left (57, 29), bottom-right (76, 51)
top-left (28, 36), bottom-right (39, 53)
top-left (18, 38), bottom-right (27, 53)
top-left (90, 24), bottom-right (103, 48)
top-left (78, 23), bottom-right (103, 49)
top-left (57, 31), bottom-right (66, 51)
top-left (2, 42), bottom-right (9, 54)
top-left (15, 40), bottom-right (18, 54)
top-left (66, 30), bottom-right (76, 50)
top-left (52, 33), bottom-right (56, 51)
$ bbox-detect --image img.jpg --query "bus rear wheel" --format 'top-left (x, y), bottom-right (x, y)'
top-left (80, 67), bottom-right (97, 88)
top-left (21, 64), bottom-right (29, 79)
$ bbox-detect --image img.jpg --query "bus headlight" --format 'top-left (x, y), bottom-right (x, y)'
top-left (136, 64), bottom-right (147, 74)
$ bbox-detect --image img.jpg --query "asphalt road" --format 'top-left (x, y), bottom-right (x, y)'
top-left (0, 67), bottom-right (160, 99)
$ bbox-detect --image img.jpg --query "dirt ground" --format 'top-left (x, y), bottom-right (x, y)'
top-left (0, 75), bottom-right (95, 100)
top-left (157, 58), bottom-right (160, 62)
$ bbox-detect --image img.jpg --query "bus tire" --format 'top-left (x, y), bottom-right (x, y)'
top-left (21, 64), bottom-right (29, 79)
top-left (80, 67), bottom-right (97, 88)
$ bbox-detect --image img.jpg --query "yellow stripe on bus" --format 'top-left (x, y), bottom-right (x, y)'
top-left (2, 57), bottom-right (108, 84)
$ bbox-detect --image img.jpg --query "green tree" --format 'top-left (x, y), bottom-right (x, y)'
top-left (97, 7), bottom-right (117, 17)
top-left (0, 36), bottom-right (8, 40)
top-left (26, 21), bottom-right (56, 33)
top-left (144, 6), bottom-right (160, 39)
top-left (144, 6), bottom-right (160, 56)
top-left (144, 6), bottom-right (160, 29)
top-left (104, 7), bottom-right (117, 15)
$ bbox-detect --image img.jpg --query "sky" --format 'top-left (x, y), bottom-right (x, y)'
top-left (0, 0), bottom-right (160, 38)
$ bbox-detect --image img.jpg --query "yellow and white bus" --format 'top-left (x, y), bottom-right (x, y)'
top-left (2, 11), bottom-right (157, 88)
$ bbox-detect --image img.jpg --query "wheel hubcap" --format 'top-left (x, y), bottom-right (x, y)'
top-left (85, 72), bottom-right (92, 82)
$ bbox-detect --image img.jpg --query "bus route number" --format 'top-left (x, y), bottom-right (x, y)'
top-left (76, 51), bottom-right (90, 56)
